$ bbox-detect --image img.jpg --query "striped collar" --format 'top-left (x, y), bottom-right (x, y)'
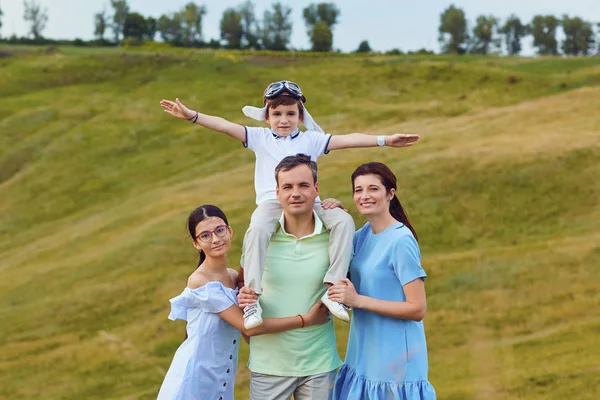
top-left (271, 129), bottom-right (300, 139)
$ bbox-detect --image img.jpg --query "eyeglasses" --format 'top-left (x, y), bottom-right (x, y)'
top-left (264, 80), bottom-right (306, 103)
top-left (196, 225), bottom-right (229, 243)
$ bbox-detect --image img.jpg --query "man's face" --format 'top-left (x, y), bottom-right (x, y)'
top-left (266, 103), bottom-right (302, 137)
top-left (276, 164), bottom-right (319, 217)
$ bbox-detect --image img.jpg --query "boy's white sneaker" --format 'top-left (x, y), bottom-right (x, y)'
top-left (321, 292), bottom-right (350, 322)
top-left (243, 298), bottom-right (263, 330)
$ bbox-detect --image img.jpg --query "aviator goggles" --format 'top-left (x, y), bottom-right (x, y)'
top-left (264, 80), bottom-right (306, 103)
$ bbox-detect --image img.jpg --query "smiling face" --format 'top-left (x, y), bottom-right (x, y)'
top-left (192, 216), bottom-right (232, 259)
top-left (353, 174), bottom-right (395, 217)
top-left (276, 164), bottom-right (319, 217)
top-left (266, 103), bottom-right (303, 136)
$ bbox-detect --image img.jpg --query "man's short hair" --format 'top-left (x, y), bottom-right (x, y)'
top-left (275, 153), bottom-right (318, 185)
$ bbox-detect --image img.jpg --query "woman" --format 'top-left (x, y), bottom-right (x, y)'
top-left (328, 163), bottom-right (436, 399)
top-left (157, 205), bottom-right (329, 400)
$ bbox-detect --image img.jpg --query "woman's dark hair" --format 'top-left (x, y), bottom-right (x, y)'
top-left (351, 162), bottom-right (418, 241)
top-left (187, 205), bottom-right (229, 267)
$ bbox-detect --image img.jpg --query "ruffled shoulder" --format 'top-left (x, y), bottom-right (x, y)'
top-left (168, 282), bottom-right (238, 321)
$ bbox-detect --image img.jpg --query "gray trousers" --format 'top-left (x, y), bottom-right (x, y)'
top-left (250, 370), bottom-right (336, 400)
top-left (241, 200), bottom-right (355, 294)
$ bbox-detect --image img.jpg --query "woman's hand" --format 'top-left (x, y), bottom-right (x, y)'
top-left (321, 198), bottom-right (347, 212)
top-left (159, 98), bottom-right (196, 120)
top-left (328, 279), bottom-right (361, 308)
top-left (237, 286), bottom-right (258, 309)
top-left (303, 301), bottom-right (330, 327)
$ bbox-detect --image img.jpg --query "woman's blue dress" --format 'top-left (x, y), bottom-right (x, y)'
top-left (333, 222), bottom-right (436, 400)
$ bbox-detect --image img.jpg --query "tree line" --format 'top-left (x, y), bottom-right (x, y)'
top-left (1, 1), bottom-right (599, 55)
top-left (439, 5), bottom-right (599, 56)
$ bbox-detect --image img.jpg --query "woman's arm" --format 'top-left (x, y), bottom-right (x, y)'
top-left (217, 300), bottom-right (330, 337)
top-left (328, 278), bottom-right (427, 322)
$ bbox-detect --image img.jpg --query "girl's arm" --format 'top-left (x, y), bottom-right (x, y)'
top-left (217, 300), bottom-right (330, 337)
top-left (328, 278), bottom-right (427, 322)
top-left (327, 133), bottom-right (420, 151)
top-left (160, 98), bottom-right (246, 142)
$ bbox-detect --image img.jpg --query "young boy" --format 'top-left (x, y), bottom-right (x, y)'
top-left (160, 80), bottom-right (419, 329)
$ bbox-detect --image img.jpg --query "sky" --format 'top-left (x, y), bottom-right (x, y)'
top-left (1, 0), bottom-right (599, 54)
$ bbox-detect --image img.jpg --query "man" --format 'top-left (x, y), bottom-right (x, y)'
top-left (238, 153), bottom-right (345, 400)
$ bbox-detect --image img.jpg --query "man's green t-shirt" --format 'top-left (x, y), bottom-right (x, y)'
top-left (248, 213), bottom-right (342, 376)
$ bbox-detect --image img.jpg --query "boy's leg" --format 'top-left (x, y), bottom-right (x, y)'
top-left (315, 205), bottom-right (355, 285)
top-left (241, 200), bottom-right (282, 294)
top-left (241, 200), bottom-right (282, 329)
top-left (293, 370), bottom-right (336, 400)
top-left (315, 204), bottom-right (355, 322)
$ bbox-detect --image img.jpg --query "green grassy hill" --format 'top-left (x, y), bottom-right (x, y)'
top-left (1, 45), bottom-right (599, 400)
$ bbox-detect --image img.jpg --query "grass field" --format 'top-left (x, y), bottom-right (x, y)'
top-left (1, 44), bottom-right (599, 400)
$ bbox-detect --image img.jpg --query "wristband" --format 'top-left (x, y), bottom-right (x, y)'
top-left (297, 314), bottom-right (305, 328)
top-left (188, 111), bottom-right (199, 123)
top-left (377, 135), bottom-right (386, 146)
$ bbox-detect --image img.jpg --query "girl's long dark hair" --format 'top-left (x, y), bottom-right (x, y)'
top-left (351, 162), bottom-right (418, 241)
top-left (187, 205), bottom-right (230, 268)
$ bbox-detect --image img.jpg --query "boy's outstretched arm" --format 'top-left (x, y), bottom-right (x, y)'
top-left (327, 133), bottom-right (420, 151)
top-left (160, 98), bottom-right (246, 142)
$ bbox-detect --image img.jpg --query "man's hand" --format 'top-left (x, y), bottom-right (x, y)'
top-left (385, 133), bottom-right (420, 148)
top-left (238, 286), bottom-right (258, 309)
top-left (159, 98), bottom-right (196, 120)
top-left (303, 302), bottom-right (330, 327)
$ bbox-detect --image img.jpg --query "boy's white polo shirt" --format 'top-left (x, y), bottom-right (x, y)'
top-left (244, 126), bottom-right (332, 205)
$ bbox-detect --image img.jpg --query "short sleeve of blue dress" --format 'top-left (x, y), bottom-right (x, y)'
top-left (157, 282), bottom-right (240, 400)
top-left (333, 222), bottom-right (436, 400)
top-left (392, 233), bottom-right (427, 287)
top-left (168, 281), bottom-right (237, 321)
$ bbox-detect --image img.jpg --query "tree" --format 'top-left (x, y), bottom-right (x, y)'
top-left (303, 3), bottom-right (339, 27)
top-left (238, 1), bottom-right (260, 49)
top-left (302, 3), bottom-right (340, 52)
top-left (0, 4), bottom-right (4, 37)
top-left (180, 2), bottom-right (207, 47)
top-left (23, 0), bottom-right (49, 40)
top-left (438, 5), bottom-right (468, 54)
top-left (145, 16), bottom-right (157, 41)
top-left (123, 12), bottom-right (146, 41)
top-left (262, 2), bottom-right (293, 51)
top-left (597, 23), bottom-right (600, 54)
top-left (561, 15), bottom-right (595, 55)
top-left (220, 8), bottom-right (243, 49)
top-left (94, 9), bottom-right (108, 40)
top-left (110, 0), bottom-right (129, 42)
top-left (528, 15), bottom-right (559, 55)
top-left (470, 15), bottom-right (500, 54)
top-left (356, 40), bottom-right (371, 53)
top-left (310, 21), bottom-right (332, 52)
top-left (158, 13), bottom-right (184, 45)
top-left (499, 14), bottom-right (527, 55)
top-left (385, 48), bottom-right (403, 55)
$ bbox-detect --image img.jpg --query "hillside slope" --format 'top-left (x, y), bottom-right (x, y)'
top-left (1, 47), bottom-right (599, 400)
